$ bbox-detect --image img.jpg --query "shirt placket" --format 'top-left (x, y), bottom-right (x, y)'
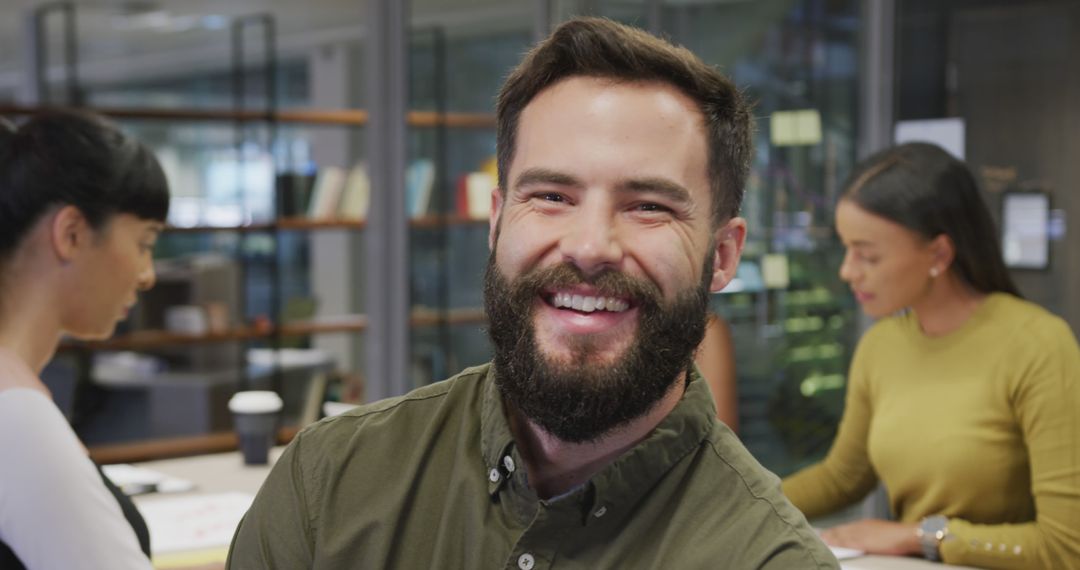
top-left (502, 500), bottom-right (581, 570)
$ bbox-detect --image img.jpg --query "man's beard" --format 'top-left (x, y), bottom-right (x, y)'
top-left (483, 251), bottom-right (713, 444)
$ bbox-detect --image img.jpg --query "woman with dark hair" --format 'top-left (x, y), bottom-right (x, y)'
top-left (0, 110), bottom-right (169, 569)
top-left (782, 143), bottom-right (1080, 569)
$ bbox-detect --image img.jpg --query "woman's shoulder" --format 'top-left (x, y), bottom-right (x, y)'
top-left (984, 293), bottom-right (1075, 344)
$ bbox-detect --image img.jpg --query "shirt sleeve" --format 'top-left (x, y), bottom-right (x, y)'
top-left (782, 335), bottom-right (880, 519)
top-left (940, 320), bottom-right (1080, 569)
top-left (227, 429), bottom-right (314, 569)
top-left (0, 388), bottom-right (151, 570)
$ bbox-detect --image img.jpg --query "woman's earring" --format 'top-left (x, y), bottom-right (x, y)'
top-left (929, 267), bottom-right (940, 278)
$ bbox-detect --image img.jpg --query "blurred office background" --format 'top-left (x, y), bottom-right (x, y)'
top-left (0, 0), bottom-right (1075, 474)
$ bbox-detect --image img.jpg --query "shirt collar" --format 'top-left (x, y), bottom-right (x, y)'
top-left (479, 362), bottom-right (717, 515)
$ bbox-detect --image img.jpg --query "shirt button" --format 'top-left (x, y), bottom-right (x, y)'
top-left (517, 553), bottom-right (535, 570)
top-left (488, 468), bottom-right (501, 483)
top-left (503, 455), bottom-right (516, 473)
top-left (1013, 546), bottom-right (1023, 555)
top-left (984, 542), bottom-right (994, 551)
top-left (593, 506), bottom-right (607, 518)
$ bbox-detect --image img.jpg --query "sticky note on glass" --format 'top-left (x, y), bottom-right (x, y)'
top-left (770, 109), bottom-right (822, 146)
top-left (761, 253), bottom-right (790, 289)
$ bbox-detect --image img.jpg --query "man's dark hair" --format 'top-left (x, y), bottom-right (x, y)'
top-left (496, 17), bottom-right (753, 227)
top-left (0, 109), bottom-right (170, 263)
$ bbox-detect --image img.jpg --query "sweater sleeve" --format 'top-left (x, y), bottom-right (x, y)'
top-left (940, 320), bottom-right (1080, 569)
top-left (0, 388), bottom-right (152, 570)
top-left (782, 332), bottom-right (880, 519)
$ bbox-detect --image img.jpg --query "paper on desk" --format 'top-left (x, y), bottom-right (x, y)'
top-left (102, 463), bottom-right (196, 495)
top-left (830, 546), bottom-right (864, 560)
top-left (138, 492), bottom-right (254, 554)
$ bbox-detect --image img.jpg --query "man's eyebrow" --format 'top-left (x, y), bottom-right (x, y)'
top-left (513, 168), bottom-right (582, 191)
top-left (512, 169), bottom-right (694, 205)
top-left (616, 178), bottom-right (692, 204)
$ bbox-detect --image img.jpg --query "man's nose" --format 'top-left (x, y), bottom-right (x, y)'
top-left (559, 205), bottom-right (624, 276)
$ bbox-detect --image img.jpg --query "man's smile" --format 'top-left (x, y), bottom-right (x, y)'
top-left (544, 288), bottom-right (633, 314)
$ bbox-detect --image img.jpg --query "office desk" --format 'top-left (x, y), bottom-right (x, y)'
top-left (842, 557), bottom-right (977, 569)
top-left (132, 449), bottom-right (282, 569)
top-left (133, 451), bottom-right (977, 570)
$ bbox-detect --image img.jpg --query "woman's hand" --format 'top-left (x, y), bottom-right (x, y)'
top-left (820, 519), bottom-right (922, 557)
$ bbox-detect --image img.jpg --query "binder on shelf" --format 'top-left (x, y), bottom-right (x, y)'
top-left (307, 166), bottom-right (347, 220)
top-left (338, 163), bottom-right (370, 220)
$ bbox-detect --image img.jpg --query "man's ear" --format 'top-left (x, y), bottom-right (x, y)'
top-left (709, 217), bottom-right (747, 293)
top-left (49, 205), bottom-right (92, 263)
top-left (488, 188), bottom-right (504, 252)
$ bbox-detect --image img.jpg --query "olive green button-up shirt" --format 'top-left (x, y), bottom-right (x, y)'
top-left (227, 363), bottom-right (837, 569)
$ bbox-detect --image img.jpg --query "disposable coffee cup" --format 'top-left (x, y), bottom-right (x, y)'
top-left (228, 391), bottom-right (283, 465)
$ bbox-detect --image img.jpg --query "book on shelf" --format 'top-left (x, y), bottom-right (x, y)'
top-left (307, 166), bottom-right (347, 220)
top-left (464, 171), bottom-right (494, 220)
top-left (454, 173), bottom-right (493, 220)
top-left (277, 171), bottom-right (317, 217)
top-left (338, 163), bottom-right (370, 220)
top-left (455, 156), bottom-right (497, 220)
top-left (406, 159), bottom-right (435, 218)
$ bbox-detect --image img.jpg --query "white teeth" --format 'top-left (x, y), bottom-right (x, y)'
top-left (551, 293), bottom-right (629, 313)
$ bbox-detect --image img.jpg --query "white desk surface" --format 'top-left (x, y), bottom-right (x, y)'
top-left (131, 449), bottom-right (282, 569)
top-left (133, 448), bottom-right (283, 499)
top-left (133, 451), bottom-right (976, 570)
top-left (843, 557), bottom-right (977, 569)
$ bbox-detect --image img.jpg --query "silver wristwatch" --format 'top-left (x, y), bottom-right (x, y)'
top-left (916, 515), bottom-right (949, 561)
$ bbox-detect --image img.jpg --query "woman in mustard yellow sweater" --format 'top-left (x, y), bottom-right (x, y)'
top-left (782, 143), bottom-right (1080, 569)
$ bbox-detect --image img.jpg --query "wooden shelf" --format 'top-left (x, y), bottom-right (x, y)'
top-left (162, 216), bottom-right (488, 233)
top-left (276, 217), bottom-right (366, 230)
top-left (89, 426), bottom-right (300, 465)
top-left (162, 222), bottom-right (276, 234)
top-left (0, 104), bottom-right (494, 128)
top-left (409, 214), bottom-right (489, 229)
top-left (63, 327), bottom-right (270, 351)
top-left (61, 317), bottom-right (369, 351)
top-left (162, 218), bottom-right (365, 233)
top-left (408, 110), bottom-right (497, 129)
top-left (280, 317), bottom-right (368, 335)
top-left (57, 310), bottom-right (488, 351)
top-left (410, 307), bottom-right (487, 327)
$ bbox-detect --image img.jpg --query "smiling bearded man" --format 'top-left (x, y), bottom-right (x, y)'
top-left (228, 17), bottom-right (838, 570)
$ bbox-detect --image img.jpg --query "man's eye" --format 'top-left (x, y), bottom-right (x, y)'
top-left (537, 193), bottom-right (565, 202)
top-left (636, 202), bottom-right (671, 213)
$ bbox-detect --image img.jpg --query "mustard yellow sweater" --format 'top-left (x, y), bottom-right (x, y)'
top-left (782, 293), bottom-right (1080, 569)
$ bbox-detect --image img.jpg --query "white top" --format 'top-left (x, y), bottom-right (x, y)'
top-left (0, 388), bottom-right (151, 570)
